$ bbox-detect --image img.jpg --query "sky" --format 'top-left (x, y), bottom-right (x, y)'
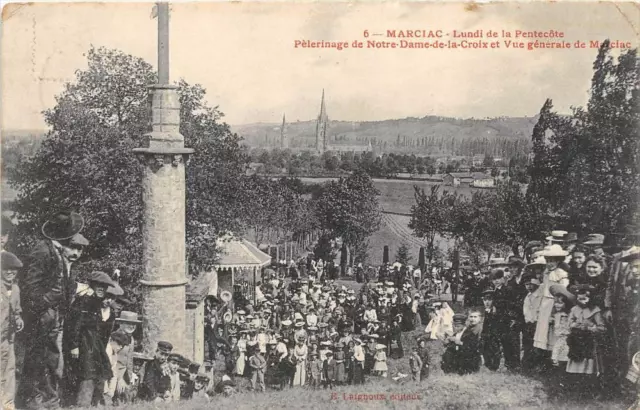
top-left (2, 2), bottom-right (639, 130)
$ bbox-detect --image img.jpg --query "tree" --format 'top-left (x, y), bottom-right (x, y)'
top-left (8, 47), bottom-right (250, 291)
top-left (395, 243), bottom-right (412, 265)
top-left (409, 185), bottom-right (448, 266)
top-left (315, 168), bottom-right (381, 259)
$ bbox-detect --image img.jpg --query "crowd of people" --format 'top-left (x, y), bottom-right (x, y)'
top-left (1, 210), bottom-right (639, 409)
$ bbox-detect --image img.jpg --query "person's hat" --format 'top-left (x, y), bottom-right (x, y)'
top-left (320, 341), bottom-right (331, 346)
top-left (42, 211), bottom-right (85, 241)
top-left (157, 341), bottom-right (173, 353)
top-left (523, 276), bottom-right (541, 286)
top-left (620, 246), bottom-right (640, 263)
top-left (565, 232), bottom-right (578, 243)
top-left (385, 281), bottom-right (394, 287)
top-left (109, 331), bottom-right (131, 346)
top-left (375, 282), bottom-right (383, 287)
top-left (526, 255), bottom-right (547, 267)
top-left (318, 322), bottom-right (327, 328)
top-left (354, 338), bottom-right (362, 344)
top-left (281, 320), bottom-right (292, 326)
top-left (525, 240), bottom-right (544, 252)
top-left (268, 339), bottom-right (277, 345)
top-left (188, 362), bottom-right (201, 374)
top-left (132, 352), bottom-right (153, 362)
top-left (116, 311), bottom-right (142, 324)
top-left (489, 270), bottom-right (504, 280)
top-left (308, 326), bottom-right (318, 331)
top-left (453, 314), bottom-right (467, 324)
top-left (195, 373), bottom-right (211, 382)
top-left (432, 301), bottom-right (443, 308)
top-left (546, 230), bottom-right (568, 242)
top-left (86, 271), bottom-right (117, 287)
top-left (326, 351), bottom-right (334, 356)
top-left (1, 251), bottom-right (23, 270)
top-left (294, 321), bottom-right (305, 328)
top-left (508, 256), bottom-right (525, 267)
top-left (582, 233), bottom-right (605, 246)
top-left (310, 351), bottom-right (319, 357)
top-left (482, 290), bottom-right (495, 299)
top-left (376, 343), bottom-right (386, 350)
top-left (347, 289), bottom-right (355, 294)
top-left (541, 244), bottom-right (568, 258)
top-left (168, 353), bottom-right (184, 363)
top-left (369, 334), bottom-right (379, 339)
top-left (237, 310), bottom-right (246, 315)
top-left (245, 315), bottom-right (254, 319)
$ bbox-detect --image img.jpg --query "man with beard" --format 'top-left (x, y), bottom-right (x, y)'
top-left (62, 271), bottom-right (118, 406)
top-left (19, 211), bottom-right (88, 410)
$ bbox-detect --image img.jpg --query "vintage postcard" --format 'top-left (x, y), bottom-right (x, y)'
top-left (1, 2), bottom-right (639, 409)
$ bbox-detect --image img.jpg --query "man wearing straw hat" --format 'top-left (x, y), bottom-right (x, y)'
top-left (19, 210), bottom-right (89, 410)
top-left (113, 311), bottom-right (142, 404)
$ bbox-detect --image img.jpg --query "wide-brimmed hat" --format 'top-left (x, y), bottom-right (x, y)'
top-left (620, 246), bottom-right (640, 263)
top-left (376, 343), bottom-right (386, 350)
top-left (541, 244), bottom-right (568, 258)
top-left (87, 271), bottom-right (117, 287)
top-left (106, 282), bottom-right (124, 296)
top-left (565, 232), bottom-right (578, 243)
top-left (117, 310), bottom-right (141, 324)
top-left (526, 255), bottom-right (547, 267)
top-left (546, 230), bottom-right (568, 242)
top-left (582, 233), bottom-right (605, 246)
top-left (42, 211), bottom-right (85, 241)
top-left (281, 320), bottom-right (292, 326)
top-left (1, 251), bottom-right (23, 270)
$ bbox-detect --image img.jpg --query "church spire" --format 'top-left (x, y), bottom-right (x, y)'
top-left (315, 89), bottom-right (328, 153)
top-left (280, 113), bottom-right (288, 149)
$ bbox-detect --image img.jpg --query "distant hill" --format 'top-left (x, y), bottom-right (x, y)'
top-left (232, 115), bottom-right (537, 156)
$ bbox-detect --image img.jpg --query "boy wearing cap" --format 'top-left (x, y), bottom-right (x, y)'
top-left (164, 353), bottom-right (183, 401)
top-left (308, 352), bottom-right (323, 389)
top-left (248, 345), bottom-right (267, 392)
top-left (139, 341), bottom-right (173, 402)
top-left (1, 251), bottom-right (23, 410)
top-left (409, 347), bottom-right (423, 382)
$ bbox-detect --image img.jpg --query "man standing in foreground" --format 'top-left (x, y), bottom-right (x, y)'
top-left (19, 211), bottom-right (88, 409)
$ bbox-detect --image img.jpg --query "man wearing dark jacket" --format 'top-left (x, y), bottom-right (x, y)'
top-left (492, 269), bottom-right (522, 371)
top-left (139, 341), bottom-right (173, 402)
top-left (62, 271), bottom-right (117, 406)
top-left (18, 211), bottom-right (88, 410)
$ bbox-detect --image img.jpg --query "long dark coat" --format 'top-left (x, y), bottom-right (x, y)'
top-left (62, 295), bottom-right (113, 383)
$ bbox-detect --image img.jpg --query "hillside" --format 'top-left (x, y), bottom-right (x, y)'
top-left (232, 115), bottom-right (537, 156)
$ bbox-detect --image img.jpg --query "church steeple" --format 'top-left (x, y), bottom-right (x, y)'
top-left (280, 114), bottom-right (288, 149)
top-left (315, 89), bottom-right (329, 153)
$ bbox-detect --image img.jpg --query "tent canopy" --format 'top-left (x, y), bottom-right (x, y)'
top-left (214, 237), bottom-right (271, 270)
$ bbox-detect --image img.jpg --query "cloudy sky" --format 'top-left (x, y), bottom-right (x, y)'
top-left (2, 2), bottom-right (638, 129)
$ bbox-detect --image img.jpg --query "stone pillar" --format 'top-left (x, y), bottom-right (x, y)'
top-left (134, 84), bottom-right (194, 356)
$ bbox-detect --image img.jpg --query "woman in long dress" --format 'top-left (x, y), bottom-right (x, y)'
top-left (292, 342), bottom-right (308, 386)
top-left (534, 246), bottom-right (569, 355)
top-left (235, 335), bottom-right (247, 376)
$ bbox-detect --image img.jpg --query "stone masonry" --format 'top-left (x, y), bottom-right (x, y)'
top-left (134, 84), bottom-right (193, 356)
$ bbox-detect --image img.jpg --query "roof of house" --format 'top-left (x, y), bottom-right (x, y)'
top-left (214, 237), bottom-right (271, 270)
top-left (446, 172), bottom-right (472, 178)
top-left (471, 172), bottom-right (493, 180)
